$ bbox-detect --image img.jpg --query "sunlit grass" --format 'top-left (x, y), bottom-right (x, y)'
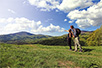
top-left (0, 43), bottom-right (102, 68)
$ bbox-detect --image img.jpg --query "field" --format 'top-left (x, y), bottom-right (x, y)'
top-left (0, 43), bottom-right (102, 68)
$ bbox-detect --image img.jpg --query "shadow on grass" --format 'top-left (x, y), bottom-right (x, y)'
top-left (83, 48), bottom-right (94, 52)
top-left (89, 63), bottom-right (99, 68)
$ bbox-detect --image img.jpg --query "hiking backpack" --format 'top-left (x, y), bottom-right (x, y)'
top-left (76, 28), bottom-right (81, 36)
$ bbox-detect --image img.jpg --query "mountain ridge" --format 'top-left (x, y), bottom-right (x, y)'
top-left (0, 31), bottom-right (52, 44)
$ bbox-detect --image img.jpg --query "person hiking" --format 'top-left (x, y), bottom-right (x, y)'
top-left (70, 25), bottom-right (82, 52)
top-left (65, 29), bottom-right (73, 50)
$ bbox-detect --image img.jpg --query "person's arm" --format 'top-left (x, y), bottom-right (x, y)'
top-left (64, 30), bottom-right (69, 32)
top-left (71, 31), bottom-right (73, 36)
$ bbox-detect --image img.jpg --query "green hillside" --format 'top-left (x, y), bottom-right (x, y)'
top-left (0, 43), bottom-right (102, 68)
top-left (0, 32), bottom-right (51, 44)
top-left (34, 32), bottom-right (91, 46)
top-left (87, 26), bottom-right (102, 46)
top-left (34, 26), bottom-right (102, 46)
top-left (34, 34), bottom-right (68, 46)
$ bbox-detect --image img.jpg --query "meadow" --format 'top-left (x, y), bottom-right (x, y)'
top-left (0, 43), bottom-right (102, 68)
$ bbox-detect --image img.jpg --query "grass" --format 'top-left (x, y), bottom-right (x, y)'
top-left (0, 43), bottom-right (102, 68)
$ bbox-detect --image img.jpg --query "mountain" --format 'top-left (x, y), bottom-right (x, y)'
top-left (0, 31), bottom-right (52, 44)
top-left (10, 32), bottom-right (34, 36)
top-left (81, 30), bottom-right (93, 34)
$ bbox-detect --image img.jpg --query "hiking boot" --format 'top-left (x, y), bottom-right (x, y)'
top-left (69, 49), bottom-right (72, 51)
top-left (79, 50), bottom-right (82, 52)
top-left (74, 50), bottom-right (77, 52)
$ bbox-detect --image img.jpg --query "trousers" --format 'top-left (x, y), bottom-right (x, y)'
top-left (67, 38), bottom-right (72, 49)
top-left (74, 37), bottom-right (82, 51)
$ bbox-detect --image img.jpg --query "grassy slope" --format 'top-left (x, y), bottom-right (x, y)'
top-left (87, 26), bottom-right (102, 46)
top-left (0, 43), bottom-right (102, 68)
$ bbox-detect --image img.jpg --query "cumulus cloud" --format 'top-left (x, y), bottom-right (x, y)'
top-left (28, 0), bottom-right (93, 12)
top-left (64, 19), bottom-right (67, 22)
top-left (0, 17), bottom-right (64, 35)
top-left (32, 24), bottom-right (64, 33)
top-left (69, 20), bottom-right (74, 23)
top-left (67, 0), bottom-right (102, 28)
top-left (28, 0), bottom-right (60, 11)
top-left (27, 0), bottom-right (102, 28)
top-left (57, 0), bottom-right (93, 12)
top-left (56, 9), bottom-right (59, 12)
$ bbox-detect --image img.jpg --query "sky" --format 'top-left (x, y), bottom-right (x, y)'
top-left (0, 0), bottom-right (102, 36)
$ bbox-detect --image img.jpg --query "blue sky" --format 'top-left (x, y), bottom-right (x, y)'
top-left (0, 0), bottom-right (102, 36)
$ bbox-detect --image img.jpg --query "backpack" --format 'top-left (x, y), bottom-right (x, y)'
top-left (76, 28), bottom-right (81, 36)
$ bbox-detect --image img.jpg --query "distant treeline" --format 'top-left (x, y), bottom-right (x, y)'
top-left (34, 33), bottom-right (88, 46)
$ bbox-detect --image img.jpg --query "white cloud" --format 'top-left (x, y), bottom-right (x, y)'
top-left (28, 0), bottom-right (93, 12)
top-left (27, 0), bottom-right (102, 28)
top-left (67, 0), bottom-right (102, 28)
top-left (8, 9), bottom-right (16, 14)
top-left (56, 9), bottom-right (59, 12)
top-left (57, 0), bottom-right (93, 13)
top-left (69, 20), bottom-right (74, 23)
top-left (64, 19), bottom-right (67, 22)
top-left (32, 24), bottom-right (64, 33)
top-left (0, 17), bottom-right (64, 35)
top-left (28, 0), bottom-right (60, 11)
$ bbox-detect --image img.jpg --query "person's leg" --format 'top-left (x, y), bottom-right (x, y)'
top-left (76, 37), bottom-right (82, 51)
top-left (74, 38), bottom-right (77, 51)
top-left (69, 38), bottom-right (72, 49)
top-left (68, 38), bottom-right (72, 50)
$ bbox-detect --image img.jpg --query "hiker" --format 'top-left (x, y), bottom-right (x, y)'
top-left (65, 29), bottom-right (73, 50)
top-left (70, 25), bottom-right (82, 52)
